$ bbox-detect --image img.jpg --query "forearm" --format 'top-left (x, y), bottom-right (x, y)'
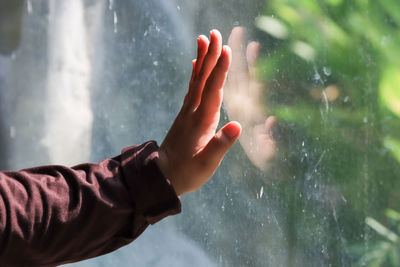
top-left (0, 141), bottom-right (180, 266)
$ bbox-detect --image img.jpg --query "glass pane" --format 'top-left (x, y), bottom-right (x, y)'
top-left (1, 0), bottom-right (400, 266)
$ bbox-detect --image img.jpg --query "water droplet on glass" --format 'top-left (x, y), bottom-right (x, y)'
top-left (27, 0), bottom-right (32, 14)
top-left (113, 11), bottom-right (118, 33)
top-left (323, 66), bottom-right (331, 76)
top-left (177, 5), bottom-right (181, 10)
top-left (314, 72), bottom-right (321, 81)
top-left (363, 117), bottom-right (368, 123)
top-left (10, 126), bottom-right (15, 138)
top-left (259, 186), bottom-right (264, 198)
top-left (344, 96), bottom-right (349, 103)
top-left (153, 61), bottom-right (158, 66)
top-left (109, 0), bottom-right (113, 10)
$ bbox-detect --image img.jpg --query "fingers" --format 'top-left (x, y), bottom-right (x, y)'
top-left (196, 45), bottom-right (232, 116)
top-left (228, 27), bottom-right (247, 73)
top-left (253, 116), bottom-right (276, 139)
top-left (264, 116), bottom-right (276, 132)
top-left (187, 30), bottom-right (223, 108)
top-left (189, 59), bottom-right (197, 81)
top-left (196, 121), bottom-right (241, 168)
top-left (190, 35), bottom-right (209, 84)
top-left (198, 30), bottom-right (223, 82)
top-left (184, 59), bottom-right (198, 105)
top-left (185, 36), bottom-right (209, 106)
top-left (228, 26), bottom-right (245, 52)
top-left (246, 41), bottom-right (260, 69)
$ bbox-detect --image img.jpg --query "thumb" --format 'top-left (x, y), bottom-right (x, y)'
top-left (197, 121), bottom-right (242, 168)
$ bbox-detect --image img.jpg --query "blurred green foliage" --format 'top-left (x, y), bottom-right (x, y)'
top-left (352, 209), bottom-right (400, 266)
top-left (256, 0), bottom-right (400, 265)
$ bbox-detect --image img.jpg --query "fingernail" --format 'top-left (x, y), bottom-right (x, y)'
top-left (222, 123), bottom-right (241, 139)
top-left (210, 29), bottom-right (217, 37)
top-left (223, 45), bottom-right (231, 53)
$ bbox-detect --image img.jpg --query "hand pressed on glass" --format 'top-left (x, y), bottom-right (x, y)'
top-left (0, 28), bottom-right (242, 265)
top-left (157, 29), bottom-right (242, 196)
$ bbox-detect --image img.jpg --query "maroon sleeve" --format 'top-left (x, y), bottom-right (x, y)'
top-left (0, 141), bottom-right (181, 266)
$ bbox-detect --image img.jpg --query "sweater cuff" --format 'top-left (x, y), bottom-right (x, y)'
top-left (120, 141), bottom-right (181, 224)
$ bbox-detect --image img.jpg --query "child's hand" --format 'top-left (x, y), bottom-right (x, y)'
top-left (224, 27), bottom-right (276, 171)
top-left (157, 29), bottom-right (241, 196)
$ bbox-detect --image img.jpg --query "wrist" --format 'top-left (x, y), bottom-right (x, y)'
top-left (157, 148), bottom-right (181, 196)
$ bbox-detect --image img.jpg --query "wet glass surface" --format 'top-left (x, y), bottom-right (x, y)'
top-left (1, 0), bottom-right (400, 266)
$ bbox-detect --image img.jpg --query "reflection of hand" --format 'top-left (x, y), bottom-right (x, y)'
top-left (224, 27), bottom-right (276, 171)
top-left (158, 30), bottom-right (241, 196)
